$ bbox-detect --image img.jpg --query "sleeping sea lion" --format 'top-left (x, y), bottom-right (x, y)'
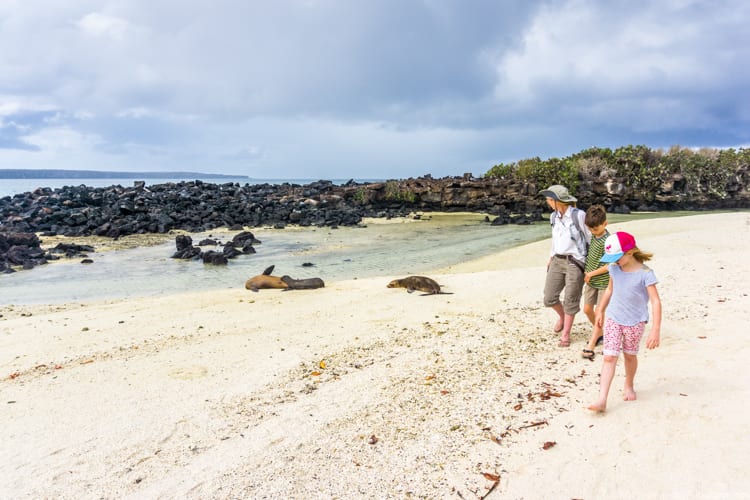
top-left (280, 275), bottom-right (325, 290)
top-left (244, 265), bottom-right (289, 292)
top-left (387, 276), bottom-right (451, 295)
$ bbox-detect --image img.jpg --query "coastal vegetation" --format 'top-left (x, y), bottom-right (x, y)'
top-left (384, 180), bottom-right (417, 203)
top-left (485, 145), bottom-right (750, 201)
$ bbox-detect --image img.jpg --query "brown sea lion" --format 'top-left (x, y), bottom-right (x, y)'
top-left (244, 265), bottom-right (289, 292)
top-left (387, 276), bottom-right (451, 295)
top-left (280, 275), bottom-right (325, 290)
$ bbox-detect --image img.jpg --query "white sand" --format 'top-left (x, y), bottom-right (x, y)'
top-left (1, 212), bottom-right (749, 499)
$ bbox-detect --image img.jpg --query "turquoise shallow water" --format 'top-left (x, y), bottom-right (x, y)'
top-left (1, 213), bottom-right (550, 304)
top-left (0, 211), bottom-right (702, 305)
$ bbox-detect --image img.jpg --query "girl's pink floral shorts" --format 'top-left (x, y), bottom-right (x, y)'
top-left (603, 318), bottom-right (646, 356)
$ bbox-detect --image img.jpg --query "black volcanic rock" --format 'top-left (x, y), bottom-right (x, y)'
top-left (171, 235), bottom-right (201, 260)
top-left (201, 250), bottom-right (228, 265)
top-left (0, 231), bottom-right (96, 272)
top-left (3, 168), bottom-right (750, 273)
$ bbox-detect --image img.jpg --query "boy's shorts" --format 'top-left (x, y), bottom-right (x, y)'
top-left (583, 284), bottom-right (605, 306)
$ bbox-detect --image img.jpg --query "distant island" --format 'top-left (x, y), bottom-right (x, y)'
top-left (0, 169), bottom-right (249, 180)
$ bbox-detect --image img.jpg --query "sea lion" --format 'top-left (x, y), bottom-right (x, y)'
top-left (387, 276), bottom-right (451, 295)
top-left (244, 265), bottom-right (289, 292)
top-left (280, 275), bottom-right (325, 290)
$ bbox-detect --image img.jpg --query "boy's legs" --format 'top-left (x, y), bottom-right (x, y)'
top-left (583, 287), bottom-right (596, 325)
top-left (582, 286), bottom-right (603, 357)
top-left (589, 320), bottom-right (603, 349)
top-left (583, 303), bottom-right (595, 324)
top-left (583, 322), bottom-right (603, 358)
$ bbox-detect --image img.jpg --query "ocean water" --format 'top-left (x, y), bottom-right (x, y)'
top-left (2, 177), bottom-right (544, 305)
top-left (1, 213), bottom-right (553, 305)
top-left (0, 177), bottom-right (381, 198)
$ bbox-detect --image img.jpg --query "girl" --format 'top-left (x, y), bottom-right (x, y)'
top-left (587, 231), bottom-right (662, 412)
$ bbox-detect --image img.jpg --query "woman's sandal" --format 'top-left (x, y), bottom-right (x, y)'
top-left (581, 349), bottom-right (595, 360)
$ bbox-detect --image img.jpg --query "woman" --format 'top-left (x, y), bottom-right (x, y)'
top-left (539, 184), bottom-right (590, 347)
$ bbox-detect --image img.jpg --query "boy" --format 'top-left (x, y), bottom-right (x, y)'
top-left (581, 204), bottom-right (609, 359)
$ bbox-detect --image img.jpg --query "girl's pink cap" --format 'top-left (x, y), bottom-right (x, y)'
top-left (600, 231), bottom-right (636, 262)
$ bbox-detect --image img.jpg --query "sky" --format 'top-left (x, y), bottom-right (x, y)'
top-left (1, 0), bottom-right (749, 180)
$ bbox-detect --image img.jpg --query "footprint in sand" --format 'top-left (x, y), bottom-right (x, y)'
top-left (167, 366), bottom-right (208, 380)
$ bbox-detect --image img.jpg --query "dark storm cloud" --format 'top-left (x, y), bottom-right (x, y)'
top-left (1, 0), bottom-right (749, 178)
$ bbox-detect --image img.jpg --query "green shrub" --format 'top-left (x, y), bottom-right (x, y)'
top-left (486, 163), bottom-right (513, 178)
top-left (384, 181), bottom-right (417, 203)
top-left (483, 144), bottom-right (745, 201)
top-left (353, 187), bottom-right (368, 204)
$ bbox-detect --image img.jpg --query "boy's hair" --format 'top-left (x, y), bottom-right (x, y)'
top-left (631, 247), bottom-right (653, 263)
top-left (585, 204), bottom-right (607, 228)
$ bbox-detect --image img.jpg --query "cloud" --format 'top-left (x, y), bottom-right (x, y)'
top-left (1, 0), bottom-right (749, 178)
top-left (491, 0), bottom-right (750, 132)
top-left (0, 107), bottom-right (61, 151)
top-left (77, 12), bottom-right (131, 41)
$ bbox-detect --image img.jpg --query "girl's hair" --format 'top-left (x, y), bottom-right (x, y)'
top-left (631, 247), bottom-right (653, 263)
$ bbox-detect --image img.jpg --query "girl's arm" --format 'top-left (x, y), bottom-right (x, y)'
top-left (645, 284), bottom-right (662, 349)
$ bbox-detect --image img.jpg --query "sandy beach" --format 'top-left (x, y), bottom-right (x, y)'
top-left (1, 211), bottom-right (749, 499)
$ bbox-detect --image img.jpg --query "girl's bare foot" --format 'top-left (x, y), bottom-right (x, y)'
top-left (587, 402), bottom-right (606, 413)
top-left (623, 387), bottom-right (637, 401)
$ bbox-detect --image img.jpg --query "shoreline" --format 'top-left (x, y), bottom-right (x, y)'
top-left (2, 211), bottom-right (552, 306)
top-left (1, 212), bottom-right (749, 498)
top-left (1, 209), bottom-right (721, 288)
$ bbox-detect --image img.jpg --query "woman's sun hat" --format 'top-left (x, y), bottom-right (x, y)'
top-left (539, 184), bottom-right (577, 203)
top-left (600, 231), bottom-right (636, 262)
